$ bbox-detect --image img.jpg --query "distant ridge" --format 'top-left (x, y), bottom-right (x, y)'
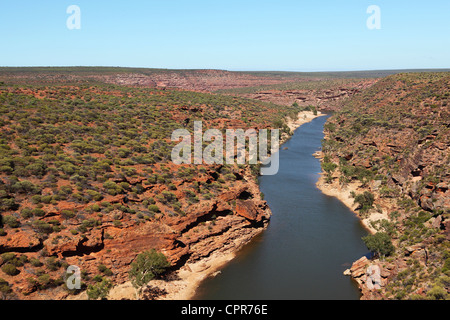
top-left (0, 66), bottom-right (449, 79)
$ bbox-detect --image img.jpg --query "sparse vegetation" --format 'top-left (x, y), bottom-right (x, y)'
top-left (0, 70), bottom-right (298, 298)
top-left (321, 72), bottom-right (450, 300)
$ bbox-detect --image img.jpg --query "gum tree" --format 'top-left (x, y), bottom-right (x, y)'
top-left (128, 249), bottom-right (170, 298)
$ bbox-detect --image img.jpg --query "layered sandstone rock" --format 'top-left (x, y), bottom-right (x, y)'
top-left (322, 72), bottom-right (450, 300)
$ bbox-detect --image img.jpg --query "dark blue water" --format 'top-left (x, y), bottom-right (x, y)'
top-left (194, 115), bottom-right (369, 300)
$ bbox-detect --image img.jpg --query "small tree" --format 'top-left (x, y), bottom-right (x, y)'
top-left (362, 232), bottom-right (395, 258)
top-left (321, 161), bottom-right (337, 174)
top-left (129, 249), bottom-right (170, 296)
top-left (354, 191), bottom-right (375, 213)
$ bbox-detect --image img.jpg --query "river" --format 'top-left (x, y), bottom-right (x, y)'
top-left (193, 115), bottom-right (369, 300)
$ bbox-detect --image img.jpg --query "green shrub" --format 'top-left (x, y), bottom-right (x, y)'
top-left (162, 191), bottom-right (176, 203)
top-left (1, 263), bottom-right (19, 276)
top-left (426, 285), bottom-right (448, 300)
top-left (0, 253), bottom-right (27, 269)
top-left (10, 180), bottom-right (41, 194)
top-left (224, 173), bottom-right (236, 181)
top-left (3, 215), bottom-right (20, 228)
top-left (41, 195), bottom-right (53, 204)
top-left (31, 195), bottom-right (42, 204)
top-left (92, 274), bottom-right (103, 282)
top-left (354, 191), bottom-right (375, 213)
top-left (379, 186), bottom-right (399, 198)
top-left (85, 190), bottom-right (103, 202)
top-left (203, 193), bottom-right (213, 200)
top-left (78, 218), bottom-right (100, 232)
top-left (61, 209), bottom-right (76, 219)
top-left (20, 207), bottom-right (33, 219)
top-left (32, 208), bottom-right (46, 217)
top-left (414, 211), bottom-right (432, 224)
top-left (45, 257), bottom-right (61, 271)
top-left (30, 258), bottom-right (43, 267)
top-left (362, 232), bottom-right (395, 257)
top-left (98, 264), bottom-right (113, 276)
top-left (86, 278), bottom-right (112, 300)
top-left (36, 274), bottom-right (54, 289)
top-left (1, 253), bottom-right (16, 263)
top-left (0, 278), bottom-right (12, 296)
top-left (0, 197), bottom-right (18, 210)
top-left (103, 181), bottom-right (123, 195)
top-left (442, 258), bottom-right (450, 274)
top-left (148, 205), bottom-right (160, 213)
top-left (321, 161), bottom-right (338, 173)
top-left (32, 220), bottom-right (53, 234)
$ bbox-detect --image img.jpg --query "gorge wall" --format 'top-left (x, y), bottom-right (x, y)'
top-left (317, 72), bottom-right (450, 300)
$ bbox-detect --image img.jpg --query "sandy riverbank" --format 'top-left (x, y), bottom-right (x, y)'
top-left (315, 163), bottom-right (389, 235)
top-left (286, 110), bottom-right (325, 134)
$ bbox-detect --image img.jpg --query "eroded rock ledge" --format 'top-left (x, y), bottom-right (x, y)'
top-left (65, 167), bottom-right (270, 300)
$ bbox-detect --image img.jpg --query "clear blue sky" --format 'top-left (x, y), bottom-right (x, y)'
top-left (0, 0), bottom-right (449, 71)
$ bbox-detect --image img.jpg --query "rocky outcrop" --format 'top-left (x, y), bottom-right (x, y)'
top-left (78, 180), bottom-right (269, 285)
top-left (0, 163), bottom-right (270, 300)
top-left (239, 80), bottom-right (377, 111)
top-left (344, 256), bottom-right (397, 300)
top-left (0, 229), bottom-right (42, 253)
top-left (0, 69), bottom-right (310, 93)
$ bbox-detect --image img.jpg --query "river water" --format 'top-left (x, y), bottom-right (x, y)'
top-left (194, 115), bottom-right (369, 300)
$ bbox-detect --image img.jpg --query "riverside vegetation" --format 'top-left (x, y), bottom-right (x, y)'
top-left (319, 72), bottom-right (449, 300)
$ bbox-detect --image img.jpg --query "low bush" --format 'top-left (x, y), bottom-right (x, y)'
top-left (1, 263), bottom-right (19, 276)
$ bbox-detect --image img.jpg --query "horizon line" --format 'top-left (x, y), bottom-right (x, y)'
top-left (1, 66), bottom-right (450, 74)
